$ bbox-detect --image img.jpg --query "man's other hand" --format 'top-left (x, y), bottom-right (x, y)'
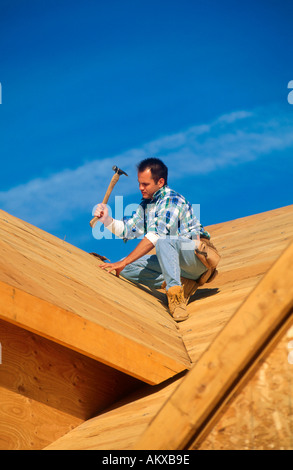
top-left (99, 259), bottom-right (127, 277)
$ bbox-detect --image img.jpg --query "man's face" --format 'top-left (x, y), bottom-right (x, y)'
top-left (138, 169), bottom-right (165, 199)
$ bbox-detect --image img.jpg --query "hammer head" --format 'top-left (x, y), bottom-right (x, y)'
top-left (112, 165), bottom-right (128, 177)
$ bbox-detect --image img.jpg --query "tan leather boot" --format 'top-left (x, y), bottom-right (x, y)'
top-left (167, 286), bottom-right (189, 322)
top-left (161, 277), bottom-right (199, 305)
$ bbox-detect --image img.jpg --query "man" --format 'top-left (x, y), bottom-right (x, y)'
top-left (95, 158), bottom-right (217, 322)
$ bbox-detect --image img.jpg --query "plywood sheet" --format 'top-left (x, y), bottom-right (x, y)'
top-left (0, 210), bottom-right (191, 384)
top-left (198, 326), bottom-right (293, 450)
top-left (0, 386), bottom-right (82, 450)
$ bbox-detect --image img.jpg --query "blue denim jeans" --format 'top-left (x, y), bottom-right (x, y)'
top-left (120, 237), bottom-right (207, 291)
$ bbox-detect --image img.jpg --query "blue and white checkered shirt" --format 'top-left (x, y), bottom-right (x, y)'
top-left (110, 186), bottom-right (210, 246)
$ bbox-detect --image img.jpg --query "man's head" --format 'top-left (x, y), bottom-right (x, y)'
top-left (137, 158), bottom-right (168, 199)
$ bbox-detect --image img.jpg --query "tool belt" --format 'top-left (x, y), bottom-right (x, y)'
top-left (195, 236), bottom-right (221, 286)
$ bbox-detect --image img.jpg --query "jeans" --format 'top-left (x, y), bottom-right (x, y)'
top-left (120, 237), bottom-right (207, 291)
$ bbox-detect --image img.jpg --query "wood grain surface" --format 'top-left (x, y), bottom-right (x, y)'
top-left (1, 205), bottom-right (293, 450)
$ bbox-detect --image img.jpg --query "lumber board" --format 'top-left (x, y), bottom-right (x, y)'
top-left (0, 210), bottom-right (191, 384)
top-left (133, 239), bottom-right (293, 449)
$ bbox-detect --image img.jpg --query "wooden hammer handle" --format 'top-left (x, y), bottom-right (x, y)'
top-left (90, 172), bottom-right (120, 228)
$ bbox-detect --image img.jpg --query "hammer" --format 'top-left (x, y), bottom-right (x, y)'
top-left (90, 165), bottom-right (128, 228)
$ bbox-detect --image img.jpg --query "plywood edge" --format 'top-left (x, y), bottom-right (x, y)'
top-left (0, 280), bottom-right (190, 385)
top-left (205, 204), bottom-right (293, 233)
top-left (133, 239), bottom-right (293, 449)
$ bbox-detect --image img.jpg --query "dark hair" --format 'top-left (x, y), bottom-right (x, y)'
top-left (137, 158), bottom-right (168, 185)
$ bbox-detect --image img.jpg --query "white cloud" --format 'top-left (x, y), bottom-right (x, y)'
top-left (0, 105), bottom-right (292, 230)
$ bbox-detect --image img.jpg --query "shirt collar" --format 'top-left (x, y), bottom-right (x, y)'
top-left (152, 185), bottom-right (168, 202)
top-left (140, 185), bottom-right (168, 207)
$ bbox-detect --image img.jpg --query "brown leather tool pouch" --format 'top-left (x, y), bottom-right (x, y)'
top-left (195, 238), bottom-right (221, 286)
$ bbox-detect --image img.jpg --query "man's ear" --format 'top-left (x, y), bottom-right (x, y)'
top-left (158, 178), bottom-right (165, 188)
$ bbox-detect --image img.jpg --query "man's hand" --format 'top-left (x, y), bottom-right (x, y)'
top-left (99, 259), bottom-right (127, 277)
top-left (94, 203), bottom-right (112, 226)
top-left (99, 237), bottom-right (155, 278)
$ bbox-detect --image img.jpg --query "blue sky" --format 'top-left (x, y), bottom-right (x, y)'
top-left (1, 0), bottom-right (293, 261)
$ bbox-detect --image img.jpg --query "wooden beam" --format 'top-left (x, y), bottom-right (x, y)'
top-left (134, 239), bottom-right (293, 449)
top-left (0, 280), bottom-right (189, 385)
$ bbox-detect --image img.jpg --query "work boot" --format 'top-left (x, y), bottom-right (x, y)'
top-left (167, 286), bottom-right (189, 322)
top-left (161, 277), bottom-right (199, 305)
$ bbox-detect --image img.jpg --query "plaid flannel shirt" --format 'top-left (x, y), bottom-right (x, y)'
top-left (120, 186), bottom-right (210, 244)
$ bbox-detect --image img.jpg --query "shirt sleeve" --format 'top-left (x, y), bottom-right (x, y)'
top-left (105, 219), bottom-right (125, 237)
top-left (145, 231), bottom-right (160, 246)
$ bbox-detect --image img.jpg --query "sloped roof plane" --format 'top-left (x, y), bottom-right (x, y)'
top-left (0, 205), bottom-right (293, 450)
